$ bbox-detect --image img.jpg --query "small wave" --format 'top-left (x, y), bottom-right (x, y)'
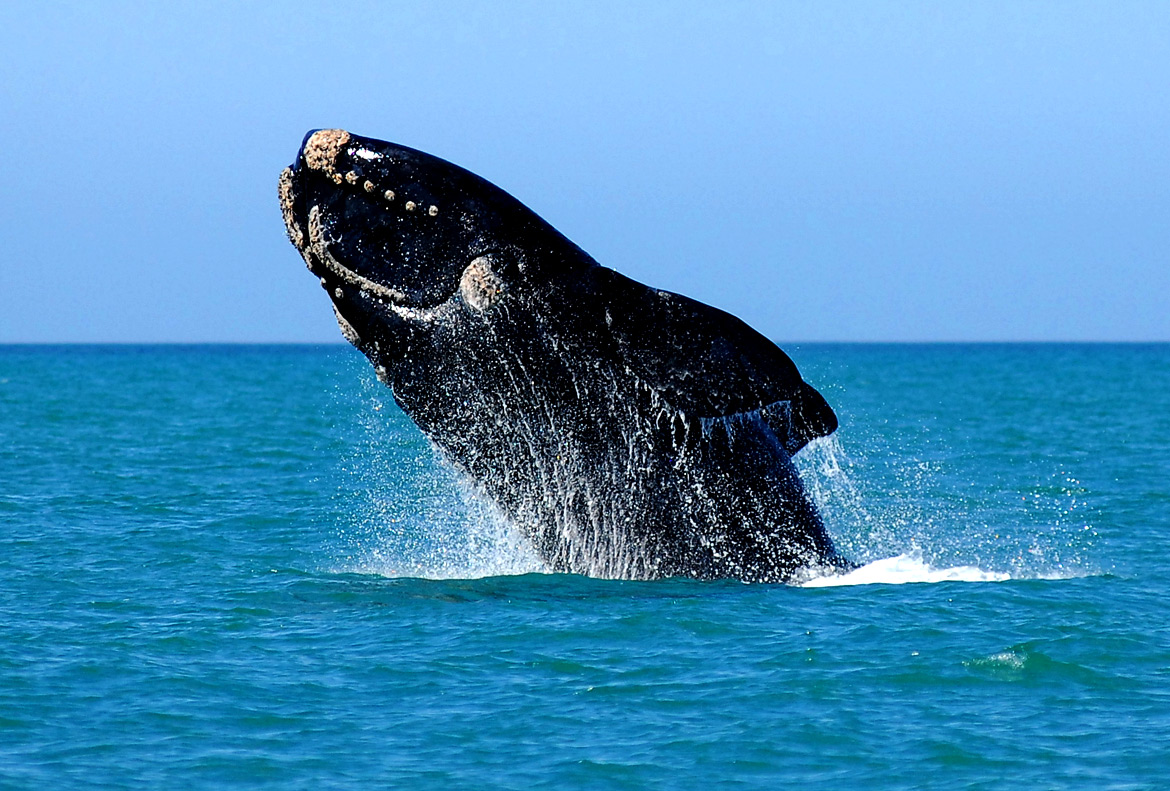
top-left (967, 649), bottom-right (1030, 672)
top-left (801, 554), bottom-right (1011, 587)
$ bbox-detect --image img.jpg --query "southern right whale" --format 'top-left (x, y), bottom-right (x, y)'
top-left (279, 129), bottom-right (851, 582)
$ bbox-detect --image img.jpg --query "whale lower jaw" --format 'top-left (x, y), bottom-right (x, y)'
top-left (303, 205), bottom-right (440, 326)
top-left (280, 163), bottom-right (441, 327)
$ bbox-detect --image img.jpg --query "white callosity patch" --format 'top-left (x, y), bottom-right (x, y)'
top-left (296, 129), bottom-right (440, 232)
top-left (302, 128), bottom-right (350, 175)
top-left (332, 304), bottom-right (361, 346)
top-left (460, 257), bottom-right (507, 312)
top-left (277, 168), bottom-right (304, 248)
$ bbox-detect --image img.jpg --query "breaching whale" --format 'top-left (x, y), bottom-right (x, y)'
top-left (279, 129), bottom-right (850, 582)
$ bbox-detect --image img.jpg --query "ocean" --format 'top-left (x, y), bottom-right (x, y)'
top-left (1, 343), bottom-right (1167, 789)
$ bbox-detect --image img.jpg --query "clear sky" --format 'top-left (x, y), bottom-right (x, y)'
top-left (1, 2), bottom-right (1167, 342)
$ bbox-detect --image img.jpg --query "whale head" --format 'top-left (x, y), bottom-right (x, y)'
top-left (279, 129), bottom-right (587, 351)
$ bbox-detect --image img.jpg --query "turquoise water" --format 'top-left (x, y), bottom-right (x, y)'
top-left (2, 344), bottom-right (1168, 788)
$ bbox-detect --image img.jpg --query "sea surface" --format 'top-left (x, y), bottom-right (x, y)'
top-left (1, 343), bottom-right (1168, 789)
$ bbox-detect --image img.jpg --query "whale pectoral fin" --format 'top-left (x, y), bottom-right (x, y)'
top-left (791, 379), bottom-right (837, 449)
top-left (593, 268), bottom-right (837, 453)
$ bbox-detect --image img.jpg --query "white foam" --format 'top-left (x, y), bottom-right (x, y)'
top-left (342, 480), bottom-right (546, 581)
top-left (801, 554), bottom-right (1011, 587)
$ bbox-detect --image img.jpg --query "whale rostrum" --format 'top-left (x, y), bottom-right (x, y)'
top-left (280, 129), bottom-right (851, 582)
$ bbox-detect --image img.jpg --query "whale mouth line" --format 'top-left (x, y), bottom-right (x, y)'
top-left (306, 204), bottom-right (441, 324)
top-left (306, 204), bottom-right (411, 305)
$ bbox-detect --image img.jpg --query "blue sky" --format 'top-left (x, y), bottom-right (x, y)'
top-left (1, 2), bottom-right (1166, 342)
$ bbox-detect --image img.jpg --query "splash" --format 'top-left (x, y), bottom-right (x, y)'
top-left (331, 363), bottom-right (544, 580)
top-left (794, 433), bottom-right (1100, 580)
top-left (341, 468), bottom-right (545, 580)
top-left (801, 554), bottom-right (1010, 587)
top-left (332, 355), bottom-right (1100, 584)
top-left (794, 434), bottom-right (933, 562)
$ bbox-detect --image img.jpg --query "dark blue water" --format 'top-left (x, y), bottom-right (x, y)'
top-left (2, 344), bottom-right (1168, 789)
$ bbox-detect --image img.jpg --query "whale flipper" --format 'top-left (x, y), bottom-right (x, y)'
top-left (591, 268), bottom-right (836, 454)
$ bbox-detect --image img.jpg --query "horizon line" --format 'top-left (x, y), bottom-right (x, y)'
top-left (2, 339), bottom-right (1168, 347)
